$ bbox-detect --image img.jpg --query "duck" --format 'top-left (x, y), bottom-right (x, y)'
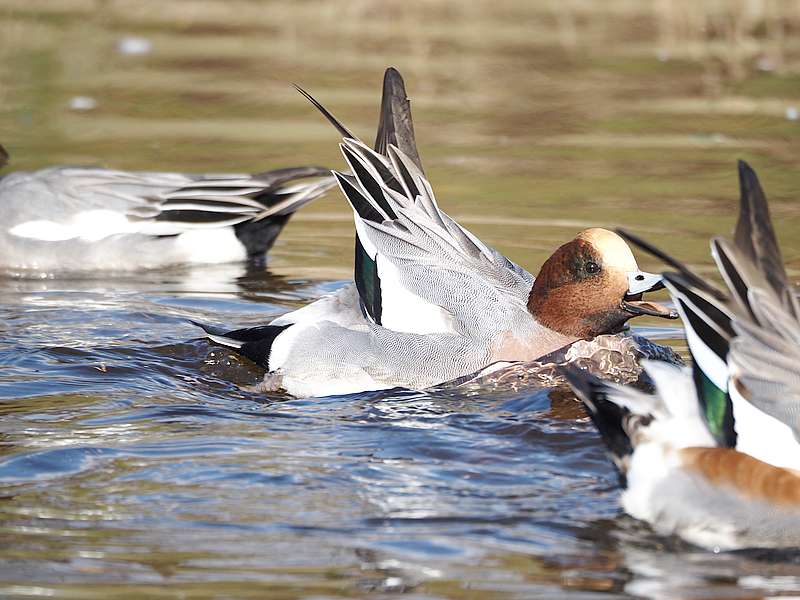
top-left (566, 160), bottom-right (800, 550)
top-left (620, 161), bottom-right (800, 470)
top-left (0, 145), bottom-right (335, 272)
top-left (197, 67), bottom-right (676, 398)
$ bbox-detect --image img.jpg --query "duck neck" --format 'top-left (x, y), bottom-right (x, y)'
top-left (491, 317), bottom-right (578, 363)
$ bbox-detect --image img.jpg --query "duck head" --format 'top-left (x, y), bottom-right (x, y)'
top-left (528, 228), bottom-right (677, 338)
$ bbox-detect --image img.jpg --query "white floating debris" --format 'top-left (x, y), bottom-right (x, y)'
top-left (757, 56), bottom-right (775, 72)
top-left (69, 96), bottom-right (97, 111)
top-left (656, 49), bottom-right (670, 62)
top-left (117, 36), bottom-right (152, 56)
top-left (786, 106), bottom-right (798, 121)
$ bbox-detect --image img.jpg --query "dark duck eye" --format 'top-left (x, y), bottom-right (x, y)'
top-left (586, 261), bottom-right (600, 274)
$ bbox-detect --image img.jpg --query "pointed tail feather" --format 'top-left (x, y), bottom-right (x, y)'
top-left (193, 320), bottom-right (290, 369)
top-left (293, 83), bottom-right (358, 141)
top-left (0, 143), bottom-right (8, 169)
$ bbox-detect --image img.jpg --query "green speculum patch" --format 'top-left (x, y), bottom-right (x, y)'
top-left (693, 363), bottom-right (736, 447)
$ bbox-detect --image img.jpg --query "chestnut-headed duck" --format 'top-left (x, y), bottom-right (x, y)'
top-left (197, 68), bottom-right (675, 398)
top-left (0, 145), bottom-right (334, 271)
top-left (567, 161), bottom-right (800, 551)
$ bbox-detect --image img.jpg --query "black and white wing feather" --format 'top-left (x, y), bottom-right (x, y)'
top-left (121, 166), bottom-right (334, 232)
top-left (3, 165), bottom-right (334, 241)
top-left (333, 138), bottom-right (533, 336)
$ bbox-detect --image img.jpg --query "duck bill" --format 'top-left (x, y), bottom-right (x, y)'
top-left (621, 270), bottom-right (679, 320)
top-left (626, 270), bottom-right (665, 295)
top-left (621, 298), bottom-right (678, 319)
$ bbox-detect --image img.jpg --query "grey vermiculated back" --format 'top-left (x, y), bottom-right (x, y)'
top-left (342, 139), bottom-right (535, 322)
top-left (278, 320), bottom-right (494, 392)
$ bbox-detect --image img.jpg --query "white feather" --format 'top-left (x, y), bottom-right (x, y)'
top-left (729, 382), bottom-right (800, 471)
top-left (377, 255), bottom-right (458, 335)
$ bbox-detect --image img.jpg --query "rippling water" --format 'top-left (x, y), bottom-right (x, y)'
top-left (2, 1), bottom-right (800, 598)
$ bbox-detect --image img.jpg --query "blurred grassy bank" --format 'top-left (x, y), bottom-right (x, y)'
top-left (0, 0), bottom-right (798, 279)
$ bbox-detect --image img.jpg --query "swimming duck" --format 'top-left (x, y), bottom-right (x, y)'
top-left (0, 145), bottom-right (335, 271)
top-left (198, 68), bottom-right (675, 398)
top-left (567, 161), bottom-right (800, 550)
top-left (620, 161), bottom-right (800, 470)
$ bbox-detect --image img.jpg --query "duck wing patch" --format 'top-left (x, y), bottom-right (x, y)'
top-left (661, 271), bottom-right (738, 447)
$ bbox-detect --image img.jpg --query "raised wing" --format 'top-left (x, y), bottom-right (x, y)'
top-left (618, 228), bottom-right (739, 446)
top-left (728, 288), bottom-right (800, 439)
top-left (734, 160), bottom-right (794, 313)
top-left (296, 68), bottom-right (532, 335)
top-left (620, 161), bottom-right (800, 449)
top-left (333, 137), bottom-right (533, 336)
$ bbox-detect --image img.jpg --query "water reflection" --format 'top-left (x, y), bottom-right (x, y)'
top-left (2, 0), bottom-right (800, 598)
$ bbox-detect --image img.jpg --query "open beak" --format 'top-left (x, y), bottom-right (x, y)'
top-left (621, 270), bottom-right (679, 319)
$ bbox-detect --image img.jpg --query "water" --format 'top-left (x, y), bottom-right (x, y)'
top-left (2, 1), bottom-right (800, 597)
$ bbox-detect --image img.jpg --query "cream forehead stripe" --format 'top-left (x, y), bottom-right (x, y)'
top-left (577, 228), bottom-right (638, 270)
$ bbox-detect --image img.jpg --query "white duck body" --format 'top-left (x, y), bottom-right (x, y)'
top-left (0, 164), bottom-right (334, 272)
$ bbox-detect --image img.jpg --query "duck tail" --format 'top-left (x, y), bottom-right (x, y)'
top-left (192, 320), bottom-right (291, 370)
top-left (374, 67), bottom-right (424, 172)
top-left (0, 143), bottom-right (8, 169)
top-left (564, 368), bottom-right (637, 487)
top-left (292, 83), bottom-right (358, 141)
top-left (234, 169), bottom-right (336, 260)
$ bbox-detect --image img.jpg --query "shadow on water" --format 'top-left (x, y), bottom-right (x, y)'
top-left (1, 0), bottom-right (800, 598)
